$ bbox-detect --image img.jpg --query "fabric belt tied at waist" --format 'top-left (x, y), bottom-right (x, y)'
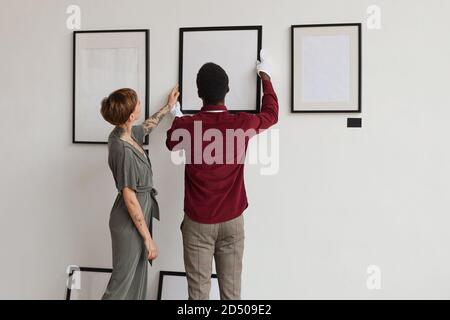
top-left (135, 186), bottom-right (160, 221)
top-left (132, 186), bottom-right (160, 220)
top-left (150, 187), bottom-right (160, 221)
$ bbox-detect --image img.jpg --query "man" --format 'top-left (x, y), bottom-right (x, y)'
top-left (166, 51), bottom-right (278, 299)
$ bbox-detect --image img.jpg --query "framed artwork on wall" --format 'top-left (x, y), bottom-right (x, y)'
top-left (157, 271), bottom-right (220, 300)
top-left (73, 29), bottom-right (149, 144)
top-left (291, 23), bottom-right (361, 113)
top-left (179, 26), bottom-right (262, 114)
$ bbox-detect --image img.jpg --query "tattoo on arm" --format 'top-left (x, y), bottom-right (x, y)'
top-left (142, 106), bottom-right (169, 135)
top-left (134, 215), bottom-right (144, 228)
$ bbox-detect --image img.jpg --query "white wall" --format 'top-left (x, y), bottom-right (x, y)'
top-left (1, 0), bottom-right (450, 299)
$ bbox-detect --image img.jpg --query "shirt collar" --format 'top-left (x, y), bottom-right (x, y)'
top-left (200, 104), bottom-right (228, 112)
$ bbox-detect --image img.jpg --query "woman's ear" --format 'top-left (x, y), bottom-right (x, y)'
top-left (128, 112), bottom-right (136, 123)
top-left (128, 102), bottom-right (140, 123)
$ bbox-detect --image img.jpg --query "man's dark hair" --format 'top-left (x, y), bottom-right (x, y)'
top-left (196, 62), bottom-right (229, 105)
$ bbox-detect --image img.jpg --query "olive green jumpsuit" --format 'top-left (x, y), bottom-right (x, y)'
top-left (102, 125), bottom-right (159, 300)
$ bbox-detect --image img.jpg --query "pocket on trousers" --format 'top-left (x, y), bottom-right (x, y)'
top-left (180, 218), bottom-right (185, 231)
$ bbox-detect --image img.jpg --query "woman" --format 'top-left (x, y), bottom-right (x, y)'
top-left (100, 86), bottom-right (179, 300)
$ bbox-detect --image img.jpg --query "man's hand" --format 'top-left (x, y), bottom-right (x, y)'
top-left (170, 101), bottom-right (184, 117)
top-left (256, 49), bottom-right (272, 80)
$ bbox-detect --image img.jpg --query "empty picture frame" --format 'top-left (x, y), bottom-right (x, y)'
top-left (291, 23), bottom-right (361, 113)
top-left (157, 271), bottom-right (220, 300)
top-left (179, 26), bottom-right (262, 114)
top-left (73, 29), bottom-right (149, 144)
top-left (65, 267), bottom-right (112, 300)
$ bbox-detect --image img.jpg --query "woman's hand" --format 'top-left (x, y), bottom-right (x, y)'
top-left (144, 236), bottom-right (158, 260)
top-left (167, 85), bottom-right (180, 108)
top-left (142, 85), bottom-right (179, 135)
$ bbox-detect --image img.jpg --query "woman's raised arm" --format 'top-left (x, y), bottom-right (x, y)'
top-left (142, 85), bottom-right (179, 135)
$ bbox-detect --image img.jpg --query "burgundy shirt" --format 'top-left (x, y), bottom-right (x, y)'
top-left (166, 80), bottom-right (279, 223)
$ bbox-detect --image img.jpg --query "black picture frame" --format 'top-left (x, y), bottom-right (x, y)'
top-left (73, 29), bottom-right (150, 144)
top-left (65, 266), bottom-right (112, 300)
top-left (157, 271), bottom-right (218, 300)
top-left (291, 23), bottom-right (362, 113)
top-left (179, 26), bottom-right (262, 114)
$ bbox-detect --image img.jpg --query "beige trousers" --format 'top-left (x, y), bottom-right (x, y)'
top-left (181, 214), bottom-right (245, 300)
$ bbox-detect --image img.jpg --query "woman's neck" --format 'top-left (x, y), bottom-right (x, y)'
top-left (117, 123), bottom-right (132, 139)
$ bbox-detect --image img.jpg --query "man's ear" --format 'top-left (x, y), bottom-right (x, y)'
top-left (197, 90), bottom-right (202, 98)
top-left (226, 86), bottom-right (230, 93)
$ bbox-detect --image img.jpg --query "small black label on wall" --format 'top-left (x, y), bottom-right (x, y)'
top-left (347, 118), bottom-right (362, 128)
